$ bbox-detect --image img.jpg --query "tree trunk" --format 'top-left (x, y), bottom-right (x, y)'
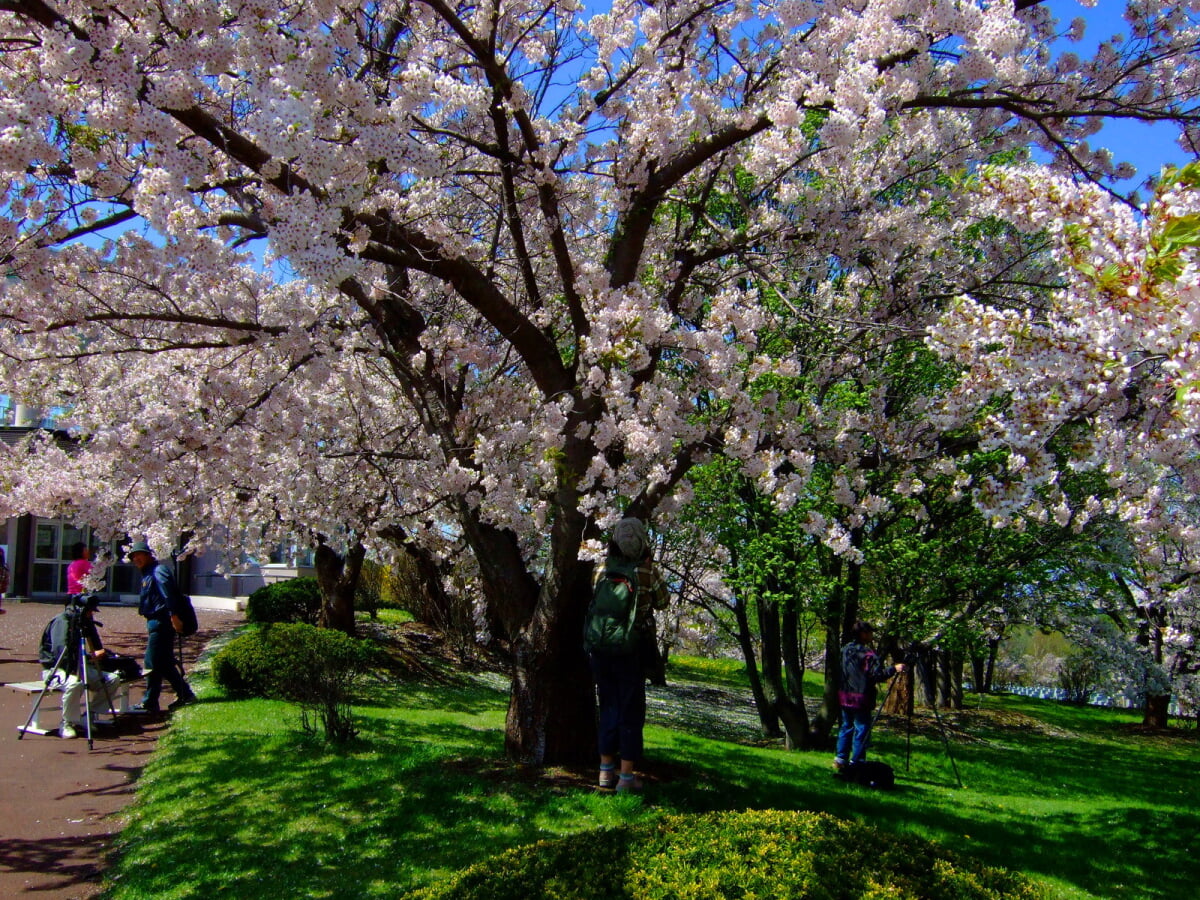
top-left (970, 653), bottom-right (986, 694)
top-left (503, 559), bottom-right (597, 764)
top-left (758, 597), bottom-right (785, 722)
top-left (882, 668), bottom-right (913, 717)
top-left (656, 629), bottom-right (672, 683)
top-left (984, 636), bottom-right (1000, 693)
top-left (397, 537), bottom-right (455, 625)
top-left (782, 598), bottom-right (805, 705)
top-left (758, 595), bottom-right (813, 748)
top-left (734, 595), bottom-right (781, 738)
top-left (817, 546), bottom-right (861, 744)
top-left (819, 620), bottom-right (842, 741)
top-left (779, 596), bottom-right (814, 749)
top-left (314, 540), bottom-right (365, 635)
top-left (1143, 693), bottom-right (1170, 728)
top-left (916, 653), bottom-right (937, 707)
top-left (936, 650), bottom-right (955, 708)
top-left (948, 651), bottom-right (964, 710)
top-left (500, 489), bottom-right (597, 765)
top-left (506, 629), bottom-right (597, 765)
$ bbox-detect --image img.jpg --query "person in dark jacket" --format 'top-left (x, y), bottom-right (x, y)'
top-left (834, 621), bottom-right (904, 771)
top-left (128, 540), bottom-right (196, 714)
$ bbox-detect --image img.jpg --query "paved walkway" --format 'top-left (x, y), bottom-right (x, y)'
top-left (0, 599), bottom-right (242, 899)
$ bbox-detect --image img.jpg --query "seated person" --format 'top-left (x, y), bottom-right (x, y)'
top-left (39, 596), bottom-right (131, 738)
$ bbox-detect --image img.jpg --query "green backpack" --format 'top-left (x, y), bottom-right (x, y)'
top-left (583, 556), bottom-right (640, 655)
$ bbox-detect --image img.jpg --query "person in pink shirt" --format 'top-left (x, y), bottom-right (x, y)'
top-left (66, 542), bottom-right (93, 596)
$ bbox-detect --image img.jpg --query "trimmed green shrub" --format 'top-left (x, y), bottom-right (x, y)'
top-left (210, 622), bottom-right (380, 742)
top-left (410, 809), bottom-right (1042, 900)
top-left (246, 576), bottom-right (323, 625)
top-left (210, 630), bottom-right (283, 698)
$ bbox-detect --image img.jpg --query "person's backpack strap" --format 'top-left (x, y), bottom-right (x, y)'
top-left (605, 555), bottom-right (639, 591)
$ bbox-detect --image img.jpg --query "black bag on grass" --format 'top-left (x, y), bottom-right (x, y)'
top-left (840, 761), bottom-right (895, 789)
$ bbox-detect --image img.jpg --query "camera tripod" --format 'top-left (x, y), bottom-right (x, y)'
top-left (19, 598), bottom-right (121, 750)
top-left (872, 649), bottom-right (963, 788)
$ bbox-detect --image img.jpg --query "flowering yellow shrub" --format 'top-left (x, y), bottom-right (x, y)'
top-left (410, 809), bottom-right (1042, 900)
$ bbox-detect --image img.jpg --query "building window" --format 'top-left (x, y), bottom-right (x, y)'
top-left (29, 519), bottom-right (140, 598)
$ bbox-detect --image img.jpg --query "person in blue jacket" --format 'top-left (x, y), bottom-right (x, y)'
top-left (128, 541), bottom-right (196, 714)
top-left (834, 620), bottom-right (904, 771)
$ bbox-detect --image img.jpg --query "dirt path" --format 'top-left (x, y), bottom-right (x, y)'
top-left (0, 599), bottom-right (241, 899)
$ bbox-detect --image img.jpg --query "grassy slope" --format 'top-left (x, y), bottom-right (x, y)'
top-left (102, 645), bottom-right (1198, 900)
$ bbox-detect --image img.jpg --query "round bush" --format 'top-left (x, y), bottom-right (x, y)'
top-left (211, 623), bottom-right (378, 702)
top-left (410, 809), bottom-right (1042, 900)
top-left (245, 577), bottom-right (323, 625)
top-left (210, 628), bottom-right (293, 698)
top-left (211, 622), bottom-right (380, 741)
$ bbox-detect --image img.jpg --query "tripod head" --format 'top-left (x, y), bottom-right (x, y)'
top-left (68, 593), bottom-right (100, 611)
top-left (66, 593), bottom-right (102, 624)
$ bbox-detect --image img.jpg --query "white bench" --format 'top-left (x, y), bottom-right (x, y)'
top-left (8, 679), bottom-right (64, 736)
top-left (8, 677), bottom-right (125, 736)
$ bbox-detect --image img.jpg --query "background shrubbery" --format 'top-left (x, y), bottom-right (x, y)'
top-left (245, 577), bottom-right (323, 625)
top-left (1058, 650), bottom-right (1103, 705)
top-left (211, 622), bottom-right (379, 741)
top-left (412, 809), bottom-right (1042, 900)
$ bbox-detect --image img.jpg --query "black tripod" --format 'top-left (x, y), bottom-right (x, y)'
top-left (20, 598), bottom-right (119, 750)
top-left (871, 649), bottom-right (963, 789)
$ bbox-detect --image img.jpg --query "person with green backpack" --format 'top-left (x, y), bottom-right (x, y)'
top-left (583, 517), bottom-right (669, 793)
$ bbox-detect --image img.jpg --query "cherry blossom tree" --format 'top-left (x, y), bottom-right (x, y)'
top-left (0, 1), bottom-right (1198, 763)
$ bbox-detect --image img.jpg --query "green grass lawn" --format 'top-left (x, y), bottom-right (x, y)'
top-left (102, 638), bottom-right (1199, 900)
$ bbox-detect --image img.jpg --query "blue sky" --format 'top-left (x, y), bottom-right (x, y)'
top-left (1046, 0), bottom-right (1195, 188)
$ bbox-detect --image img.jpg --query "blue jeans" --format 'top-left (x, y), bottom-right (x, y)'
top-left (835, 707), bottom-right (873, 765)
top-left (589, 651), bottom-right (646, 762)
top-left (142, 617), bottom-right (192, 709)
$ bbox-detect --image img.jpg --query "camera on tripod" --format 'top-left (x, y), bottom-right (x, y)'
top-left (66, 592), bottom-right (98, 615)
top-left (66, 596), bottom-right (142, 681)
top-left (24, 593), bottom-right (137, 746)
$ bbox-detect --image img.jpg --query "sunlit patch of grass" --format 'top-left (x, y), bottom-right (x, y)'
top-left (664, 654), bottom-right (748, 687)
top-left (357, 607), bottom-right (414, 625)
